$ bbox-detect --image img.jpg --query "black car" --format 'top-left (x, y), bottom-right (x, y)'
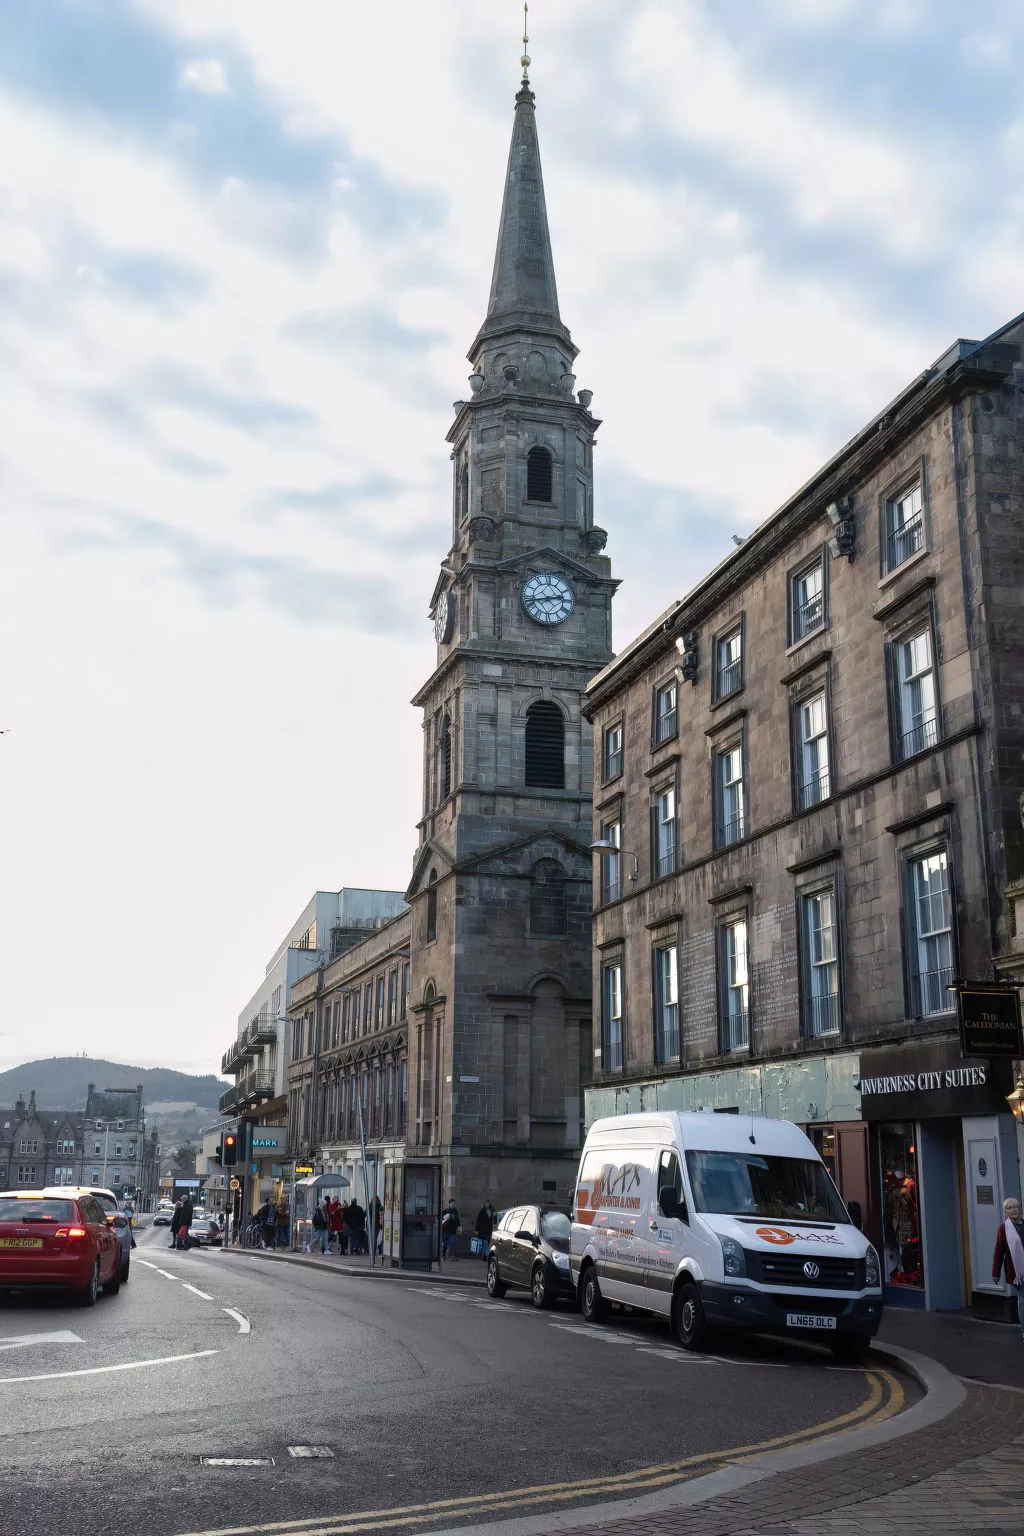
top-left (486, 1206), bottom-right (575, 1309)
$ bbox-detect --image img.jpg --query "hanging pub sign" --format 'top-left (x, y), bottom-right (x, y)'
top-left (954, 981), bottom-right (1023, 1059)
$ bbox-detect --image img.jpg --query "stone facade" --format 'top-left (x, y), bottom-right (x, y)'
top-left (1, 1083), bottom-right (152, 1197)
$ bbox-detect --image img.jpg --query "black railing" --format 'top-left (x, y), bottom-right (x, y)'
top-left (655, 836), bottom-right (676, 877)
top-left (722, 1003), bottom-right (748, 1052)
top-left (799, 765), bottom-right (831, 809)
top-left (900, 714), bottom-right (938, 760)
top-left (805, 990), bottom-right (839, 1038)
top-left (915, 965), bottom-right (954, 1018)
top-left (654, 709), bottom-right (677, 745)
top-left (887, 512), bottom-right (923, 572)
top-left (793, 592), bottom-right (824, 640)
top-left (602, 1032), bottom-right (623, 1071)
top-left (718, 659), bottom-right (742, 698)
top-left (718, 812), bottom-right (745, 848)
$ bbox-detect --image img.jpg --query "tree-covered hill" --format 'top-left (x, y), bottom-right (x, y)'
top-left (0, 1057), bottom-right (229, 1111)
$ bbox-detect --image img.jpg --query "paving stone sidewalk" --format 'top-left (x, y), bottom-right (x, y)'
top-left (573, 1385), bottom-right (1024, 1536)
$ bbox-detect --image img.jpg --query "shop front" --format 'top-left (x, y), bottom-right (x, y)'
top-left (856, 1039), bottom-right (1020, 1317)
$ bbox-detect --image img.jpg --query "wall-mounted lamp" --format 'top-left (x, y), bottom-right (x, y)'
top-left (1007, 1075), bottom-right (1024, 1125)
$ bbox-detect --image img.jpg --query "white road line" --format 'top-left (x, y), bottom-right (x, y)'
top-left (0, 1349), bottom-right (219, 1385)
top-left (223, 1308), bottom-right (251, 1335)
top-left (635, 1346), bottom-right (716, 1362)
top-left (137, 1260), bottom-right (179, 1281)
top-left (0, 1331), bottom-right (83, 1352)
top-left (182, 1284), bottom-right (215, 1301)
top-left (287, 1446), bottom-right (334, 1458)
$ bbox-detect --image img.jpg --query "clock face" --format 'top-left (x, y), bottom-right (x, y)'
top-left (433, 589), bottom-right (455, 644)
top-left (521, 572), bottom-right (575, 626)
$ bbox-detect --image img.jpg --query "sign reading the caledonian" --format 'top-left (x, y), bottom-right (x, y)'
top-left (955, 983), bottom-right (1024, 1059)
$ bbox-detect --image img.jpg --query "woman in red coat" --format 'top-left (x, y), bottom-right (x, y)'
top-left (992, 1195), bottom-right (1024, 1338)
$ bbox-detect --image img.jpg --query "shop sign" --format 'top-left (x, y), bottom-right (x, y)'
top-left (954, 983), bottom-right (1023, 1059)
top-left (295, 1164), bottom-right (314, 1175)
top-left (229, 1178), bottom-right (241, 1191)
top-left (250, 1127), bottom-right (287, 1155)
top-left (855, 1039), bottom-right (1013, 1120)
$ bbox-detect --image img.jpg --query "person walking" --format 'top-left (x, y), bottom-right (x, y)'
top-left (176, 1193), bottom-right (194, 1251)
top-left (328, 1197), bottom-right (345, 1255)
top-left (169, 1198), bottom-right (183, 1250)
top-left (275, 1197), bottom-right (290, 1249)
top-left (474, 1200), bottom-right (495, 1261)
top-left (310, 1198), bottom-right (329, 1255)
top-left (992, 1195), bottom-right (1024, 1339)
top-left (259, 1197), bottom-right (277, 1250)
top-left (441, 1199), bottom-right (461, 1263)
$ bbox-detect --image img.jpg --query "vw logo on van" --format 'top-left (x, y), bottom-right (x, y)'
top-left (803, 1261), bottom-right (820, 1280)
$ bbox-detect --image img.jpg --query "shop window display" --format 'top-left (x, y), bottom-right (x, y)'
top-left (880, 1122), bottom-right (923, 1290)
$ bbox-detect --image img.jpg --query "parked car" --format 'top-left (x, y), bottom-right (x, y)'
top-left (0, 1191), bottom-right (122, 1304)
top-left (189, 1214), bottom-right (223, 1248)
top-left (486, 1206), bottom-right (575, 1309)
top-left (47, 1187), bottom-right (132, 1284)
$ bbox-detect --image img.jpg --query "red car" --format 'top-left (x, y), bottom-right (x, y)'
top-left (0, 1191), bottom-right (122, 1305)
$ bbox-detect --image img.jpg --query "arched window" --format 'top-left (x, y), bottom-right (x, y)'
top-left (530, 859), bottom-right (567, 936)
top-left (432, 711), bottom-right (452, 805)
top-left (459, 459), bottom-right (469, 522)
top-left (525, 701), bottom-right (565, 789)
top-left (426, 869), bottom-right (438, 943)
top-left (527, 446), bottom-right (553, 502)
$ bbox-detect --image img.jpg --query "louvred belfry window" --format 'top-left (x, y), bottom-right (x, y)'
top-left (525, 701), bottom-right (565, 789)
top-left (527, 446), bottom-right (553, 502)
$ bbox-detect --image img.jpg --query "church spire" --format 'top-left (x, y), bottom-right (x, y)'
top-left (473, 20), bottom-right (573, 355)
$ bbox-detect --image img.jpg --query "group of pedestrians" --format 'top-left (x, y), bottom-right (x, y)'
top-left (440, 1198), bottom-right (496, 1263)
top-left (169, 1193), bottom-right (192, 1250)
top-left (254, 1197), bottom-right (291, 1249)
top-left (307, 1196), bottom-right (379, 1256)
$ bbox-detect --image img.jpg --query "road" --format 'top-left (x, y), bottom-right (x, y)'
top-left (0, 1222), bottom-right (915, 1536)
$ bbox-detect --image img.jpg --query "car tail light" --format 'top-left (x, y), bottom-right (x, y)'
top-left (67, 1226), bottom-right (87, 1240)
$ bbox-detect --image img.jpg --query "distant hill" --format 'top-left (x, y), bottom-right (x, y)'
top-left (0, 1057), bottom-right (229, 1111)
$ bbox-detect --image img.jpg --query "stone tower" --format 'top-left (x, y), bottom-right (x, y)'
top-left (405, 66), bottom-right (617, 1212)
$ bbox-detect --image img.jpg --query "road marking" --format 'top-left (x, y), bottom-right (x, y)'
top-left (548, 1323), bottom-right (633, 1343)
top-left (170, 1370), bottom-right (904, 1536)
top-left (287, 1447), bottom-right (335, 1459)
top-left (0, 1348), bottom-right (219, 1385)
top-left (137, 1260), bottom-right (179, 1281)
top-left (183, 1283), bottom-right (215, 1301)
top-left (224, 1308), bottom-right (251, 1335)
top-left (0, 1330), bottom-right (83, 1353)
top-left (202, 1458), bottom-right (275, 1468)
top-left (635, 1346), bottom-right (715, 1362)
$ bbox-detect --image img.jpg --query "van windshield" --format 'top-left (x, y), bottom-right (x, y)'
top-left (685, 1150), bottom-right (848, 1223)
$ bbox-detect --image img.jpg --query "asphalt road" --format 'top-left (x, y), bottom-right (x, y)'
top-left (0, 1222), bottom-right (916, 1536)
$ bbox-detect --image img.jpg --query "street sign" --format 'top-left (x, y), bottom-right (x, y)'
top-left (229, 1178), bottom-right (241, 1191)
top-left (955, 982), bottom-right (1023, 1058)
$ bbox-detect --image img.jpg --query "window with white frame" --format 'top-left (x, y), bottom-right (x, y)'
top-left (602, 720), bottom-right (623, 781)
top-left (720, 918), bottom-right (750, 1051)
top-left (17, 1165), bottom-right (37, 1184)
top-left (791, 558), bottom-right (825, 643)
top-left (798, 691), bottom-right (831, 809)
top-left (91, 1169), bottom-right (100, 1185)
top-left (801, 887), bottom-right (839, 1037)
top-left (112, 1170), bottom-right (121, 1185)
top-left (653, 680), bottom-right (678, 745)
top-left (715, 743), bottom-right (746, 847)
top-left (601, 961), bottom-right (624, 1071)
top-left (652, 786), bottom-right (677, 877)
top-left (600, 818), bottom-right (622, 905)
top-left (94, 1141), bottom-right (101, 1156)
top-left (908, 850), bottom-right (955, 1017)
top-left (885, 480), bottom-right (924, 573)
top-left (653, 944), bottom-right (679, 1063)
top-left (716, 626), bottom-right (743, 700)
top-left (896, 627), bottom-right (938, 759)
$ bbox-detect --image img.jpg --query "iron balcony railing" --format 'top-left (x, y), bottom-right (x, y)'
top-left (717, 812), bottom-right (745, 848)
top-left (799, 765), bottom-right (831, 810)
top-left (654, 708), bottom-right (678, 745)
top-left (915, 965), bottom-right (954, 1018)
top-left (218, 1087), bottom-right (238, 1113)
top-left (718, 659), bottom-right (742, 698)
top-left (900, 714), bottom-right (938, 760)
top-left (722, 1003), bottom-right (749, 1052)
top-left (248, 1016), bottom-right (277, 1046)
top-left (793, 592), bottom-right (824, 641)
top-left (887, 512), bottom-right (924, 572)
top-left (805, 991), bottom-right (840, 1038)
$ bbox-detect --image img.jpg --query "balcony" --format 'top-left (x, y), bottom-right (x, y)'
top-left (236, 1072), bottom-right (276, 1109)
top-left (247, 1015), bottom-right (278, 1048)
top-left (218, 1087), bottom-right (239, 1114)
top-left (221, 1032), bottom-right (257, 1075)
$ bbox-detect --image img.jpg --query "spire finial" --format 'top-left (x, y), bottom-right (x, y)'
top-left (520, 3), bottom-right (530, 82)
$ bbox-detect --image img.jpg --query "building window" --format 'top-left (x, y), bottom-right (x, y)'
top-left (114, 1143), bottom-right (123, 1158)
top-left (375, 975), bottom-right (385, 1029)
top-left (387, 969), bottom-right (398, 1028)
top-left (797, 691), bottom-right (831, 808)
top-left (652, 786), bottom-right (677, 878)
top-left (801, 887), bottom-right (840, 1037)
top-left (719, 918), bottom-right (750, 1052)
top-left (716, 626), bottom-right (743, 701)
top-left (908, 850), bottom-right (955, 1017)
top-left (351, 988), bottom-right (361, 1037)
top-left (342, 992), bottom-right (351, 1041)
top-left (526, 445), bottom-right (553, 502)
top-left (653, 944), bottom-right (679, 1063)
top-left (714, 743), bottom-right (745, 848)
top-left (112, 1169), bottom-right (121, 1185)
top-left (653, 680), bottom-right (678, 745)
top-left (94, 1141), bottom-right (102, 1156)
top-left (791, 557), bottom-right (825, 643)
top-left (602, 720), bottom-right (623, 782)
top-left (400, 1060), bottom-right (408, 1131)
top-left (525, 701), bottom-right (565, 789)
top-left (128, 1143), bottom-right (136, 1158)
top-left (530, 859), bottom-right (567, 935)
top-left (599, 818), bottom-right (621, 905)
top-left (601, 962), bottom-right (624, 1071)
top-left (362, 982), bottom-right (372, 1036)
top-left (91, 1170), bottom-right (100, 1185)
top-left (426, 870), bottom-right (438, 943)
top-left (885, 480), bottom-right (924, 574)
top-left (400, 961), bottom-right (410, 1021)
top-left (895, 627), bottom-right (938, 759)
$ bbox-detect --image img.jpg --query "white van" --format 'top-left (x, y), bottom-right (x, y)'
top-left (570, 1111), bottom-right (882, 1358)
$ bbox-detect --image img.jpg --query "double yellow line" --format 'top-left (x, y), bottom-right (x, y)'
top-left (183, 1369), bottom-right (902, 1536)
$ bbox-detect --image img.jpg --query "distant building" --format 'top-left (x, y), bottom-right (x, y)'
top-left (0, 1092), bottom-right (83, 1191)
top-left (0, 1082), bottom-right (151, 1199)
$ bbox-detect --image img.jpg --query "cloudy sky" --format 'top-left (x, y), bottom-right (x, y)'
top-left (2, 0), bottom-right (1023, 1078)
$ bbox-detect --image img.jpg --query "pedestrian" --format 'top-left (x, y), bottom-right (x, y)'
top-left (992, 1194), bottom-right (1024, 1339)
top-left (275, 1198), bottom-right (290, 1249)
top-left (177, 1192), bottom-right (194, 1250)
top-left (260, 1197), bottom-right (277, 1250)
top-left (441, 1199), bottom-right (461, 1262)
top-left (474, 1199), bottom-right (495, 1261)
top-left (346, 1198), bottom-right (366, 1255)
top-left (169, 1198), bottom-right (183, 1249)
top-left (310, 1198), bottom-right (329, 1255)
top-left (370, 1195), bottom-right (383, 1254)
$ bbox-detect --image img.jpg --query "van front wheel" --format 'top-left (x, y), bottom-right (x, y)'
top-left (580, 1266), bottom-right (608, 1323)
top-left (671, 1280), bottom-right (708, 1351)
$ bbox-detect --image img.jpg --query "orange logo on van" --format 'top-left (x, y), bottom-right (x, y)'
top-left (756, 1226), bottom-right (798, 1246)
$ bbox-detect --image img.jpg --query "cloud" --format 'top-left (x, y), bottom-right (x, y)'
top-left (181, 58), bottom-right (228, 94)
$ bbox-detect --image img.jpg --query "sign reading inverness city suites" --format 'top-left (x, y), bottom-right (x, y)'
top-left (856, 1038), bottom-right (1014, 1120)
top-left (954, 982), bottom-right (1024, 1058)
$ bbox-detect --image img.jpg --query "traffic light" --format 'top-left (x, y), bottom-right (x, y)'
top-left (221, 1130), bottom-right (239, 1167)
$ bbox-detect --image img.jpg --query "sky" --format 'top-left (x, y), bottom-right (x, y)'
top-left (2, 0), bottom-right (1024, 1077)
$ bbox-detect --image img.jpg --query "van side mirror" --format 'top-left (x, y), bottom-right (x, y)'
top-left (847, 1199), bottom-right (863, 1232)
top-left (658, 1186), bottom-right (683, 1220)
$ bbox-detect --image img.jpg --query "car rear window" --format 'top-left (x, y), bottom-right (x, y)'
top-left (0, 1198), bottom-right (75, 1223)
top-left (91, 1193), bottom-right (117, 1214)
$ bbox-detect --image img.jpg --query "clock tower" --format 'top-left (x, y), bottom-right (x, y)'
top-left (406, 60), bottom-right (617, 1212)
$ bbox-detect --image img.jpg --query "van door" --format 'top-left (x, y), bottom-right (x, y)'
top-left (644, 1147), bottom-right (686, 1317)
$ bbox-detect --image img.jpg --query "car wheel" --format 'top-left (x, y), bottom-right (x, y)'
top-left (671, 1280), bottom-right (708, 1352)
top-left (105, 1257), bottom-right (121, 1296)
top-left (579, 1265), bottom-right (608, 1324)
top-left (531, 1263), bottom-right (554, 1310)
top-left (486, 1256), bottom-right (507, 1299)
top-left (830, 1333), bottom-right (871, 1363)
top-left (78, 1260), bottom-right (100, 1308)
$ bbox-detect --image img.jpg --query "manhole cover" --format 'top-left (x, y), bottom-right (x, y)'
top-left (200, 1457), bottom-right (275, 1467)
top-left (287, 1446), bottom-right (334, 1458)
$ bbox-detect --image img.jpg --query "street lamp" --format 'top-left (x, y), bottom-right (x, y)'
top-left (589, 839), bottom-right (639, 882)
top-left (1007, 1075), bottom-right (1024, 1125)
